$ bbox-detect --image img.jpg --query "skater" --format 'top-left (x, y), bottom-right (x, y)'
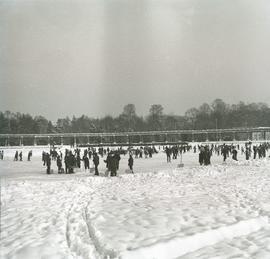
top-left (232, 148), bottom-right (238, 161)
top-left (245, 148), bottom-right (251, 160)
top-left (139, 148), bottom-right (143, 158)
top-left (82, 155), bottom-right (90, 170)
top-left (144, 148), bottom-right (148, 158)
top-left (46, 153), bottom-right (51, 174)
top-left (56, 155), bottom-right (62, 173)
top-left (165, 147), bottom-right (171, 163)
top-left (104, 152), bottom-right (113, 176)
top-left (14, 151), bottom-right (18, 161)
top-left (128, 154), bottom-right (134, 173)
top-left (0, 150), bottom-right (4, 160)
top-left (110, 154), bottom-right (118, 177)
top-left (64, 153), bottom-right (68, 173)
top-left (204, 146), bottom-right (211, 165)
top-left (69, 152), bottom-right (76, 173)
top-left (221, 145), bottom-right (229, 162)
top-left (42, 151), bottom-right (46, 165)
top-left (27, 150), bottom-right (32, 161)
top-left (253, 146), bottom-right (258, 159)
top-left (115, 151), bottom-right (121, 170)
top-left (19, 151), bottom-right (23, 161)
top-left (76, 153), bottom-right (81, 168)
top-left (93, 153), bottom-right (99, 175)
top-left (199, 147), bottom-right (204, 165)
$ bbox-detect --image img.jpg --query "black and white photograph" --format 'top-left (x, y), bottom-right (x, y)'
top-left (1, 0), bottom-right (270, 258)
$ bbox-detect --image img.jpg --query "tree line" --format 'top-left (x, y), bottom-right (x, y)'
top-left (1, 99), bottom-right (270, 134)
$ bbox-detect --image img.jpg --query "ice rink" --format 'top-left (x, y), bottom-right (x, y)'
top-left (1, 145), bottom-right (270, 259)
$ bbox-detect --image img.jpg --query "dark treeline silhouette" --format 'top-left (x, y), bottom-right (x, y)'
top-left (1, 99), bottom-right (270, 134)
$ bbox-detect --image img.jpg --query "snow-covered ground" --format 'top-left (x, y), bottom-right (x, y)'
top-left (1, 146), bottom-right (270, 258)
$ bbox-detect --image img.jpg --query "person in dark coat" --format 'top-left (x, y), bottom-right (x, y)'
top-left (199, 147), bottom-right (204, 165)
top-left (245, 147), bottom-right (250, 160)
top-left (27, 150), bottom-right (32, 161)
top-left (104, 153), bottom-right (113, 176)
top-left (104, 153), bottom-right (110, 169)
top-left (14, 151), bottom-right (18, 161)
top-left (204, 147), bottom-right (211, 165)
top-left (232, 148), bottom-right (238, 161)
top-left (128, 154), bottom-right (134, 173)
top-left (253, 146), bottom-right (258, 159)
top-left (46, 153), bottom-right (51, 174)
top-left (57, 155), bottom-right (62, 173)
top-left (139, 148), bottom-right (143, 158)
top-left (115, 152), bottom-right (121, 170)
top-left (93, 153), bottom-right (99, 175)
top-left (221, 145), bottom-right (229, 162)
top-left (69, 152), bottom-right (76, 173)
top-left (83, 155), bottom-right (90, 171)
top-left (19, 151), bottom-right (23, 161)
top-left (110, 155), bottom-right (118, 177)
top-left (64, 153), bottom-right (68, 173)
top-left (165, 147), bottom-right (171, 163)
top-left (42, 151), bottom-right (46, 165)
top-left (76, 154), bottom-right (81, 168)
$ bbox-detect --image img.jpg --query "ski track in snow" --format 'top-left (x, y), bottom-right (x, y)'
top-left (1, 148), bottom-right (270, 258)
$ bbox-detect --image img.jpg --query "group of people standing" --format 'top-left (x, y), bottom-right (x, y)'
top-left (198, 144), bottom-right (240, 165)
top-left (41, 147), bottom-right (135, 176)
top-left (42, 142), bottom-right (270, 174)
top-left (6, 142), bottom-right (270, 174)
top-left (197, 142), bottom-right (270, 166)
top-left (42, 152), bottom-right (52, 174)
top-left (14, 151), bottom-right (23, 161)
top-left (164, 145), bottom-right (190, 162)
top-left (13, 150), bottom-right (33, 161)
top-left (199, 146), bottom-right (212, 165)
top-left (133, 146), bottom-right (157, 159)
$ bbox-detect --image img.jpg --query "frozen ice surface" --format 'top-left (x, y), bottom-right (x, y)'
top-left (1, 146), bottom-right (270, 258)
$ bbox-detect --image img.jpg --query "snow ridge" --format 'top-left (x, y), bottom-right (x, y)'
top-left (84, 205), bottom-right (118, 259)
top-left (121, 216), bottom-right (269, 259)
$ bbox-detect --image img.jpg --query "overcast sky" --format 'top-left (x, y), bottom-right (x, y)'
top-left (1, 0), bottom-right (270, 121)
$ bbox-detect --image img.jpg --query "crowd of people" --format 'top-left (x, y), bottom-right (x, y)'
top-left (197, 142), bottom-right (270, 165)
top-left (164, 145), bottom-right (191, 162)
top-left (41, 147), bottom-right (137, 176)
top-left (133, 146), bottom-right (158, 158)
top-left (2, 142), bottom-right (270, 176)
